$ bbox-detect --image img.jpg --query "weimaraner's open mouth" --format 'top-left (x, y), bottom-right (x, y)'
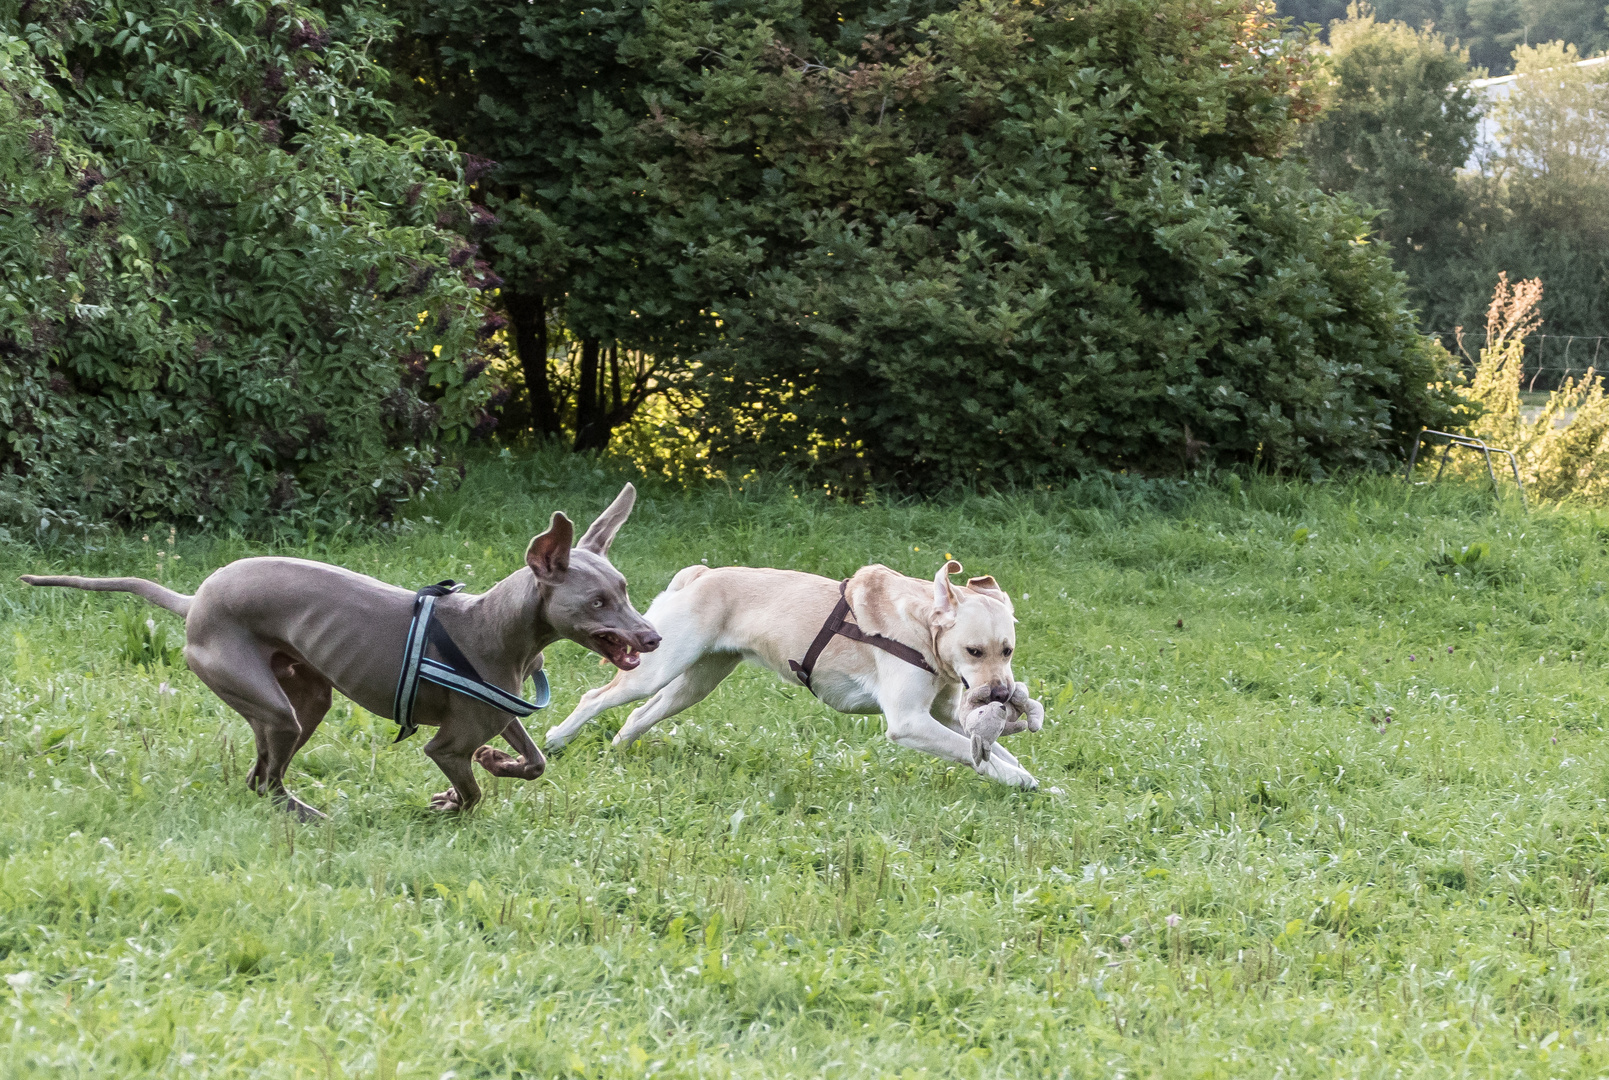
top-left (593, 630), bottom-right (643, 670)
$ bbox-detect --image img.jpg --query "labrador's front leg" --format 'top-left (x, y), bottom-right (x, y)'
top-left (885, 704), bottom-right (1038, 789)
top-left (878, 667), bottom-right (1037, 788)
top-left (976, 738), bottom-right (1033, 780)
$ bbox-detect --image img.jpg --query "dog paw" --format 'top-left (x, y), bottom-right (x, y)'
top-left (974, 756), bottom-right (1036, 790)
top-left (429, 786), bottom-right (465, 812)
top-left (474, 745), bottom-right (546, 780)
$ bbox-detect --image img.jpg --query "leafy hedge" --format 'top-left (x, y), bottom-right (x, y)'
top-left (0, 0), bottom-right (502, 533)
top-left (687, 0), bottom-right (1462, 486)
top-left (393, 0), bottom-right (1460, 487)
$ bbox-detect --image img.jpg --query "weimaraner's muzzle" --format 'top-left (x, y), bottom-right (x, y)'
top-left (21, 485), bottom-right (658, 818)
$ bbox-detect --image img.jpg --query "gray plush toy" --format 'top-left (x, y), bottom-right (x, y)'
top-left (961, 682), bottom-right (1045, 766)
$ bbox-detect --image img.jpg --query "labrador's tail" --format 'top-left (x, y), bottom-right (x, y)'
top-left (19, 575), bottom-right (192, 617)
top-left (664, 564), bottom-right (712, 593)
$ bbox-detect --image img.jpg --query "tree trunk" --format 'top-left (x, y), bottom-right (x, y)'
top-left (504, 289), bottom-right (560, 437)
top-left (609, 344), bottom-right (622, 416)
top-left (574, 337), bottom-right (609, 451)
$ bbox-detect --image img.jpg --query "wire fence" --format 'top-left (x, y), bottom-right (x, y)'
top-left (1427, 330), bottom-right (1609, 391)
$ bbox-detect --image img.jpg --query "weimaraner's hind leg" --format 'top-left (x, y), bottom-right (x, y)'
top-left (186, 633), bottom-right (326, 820)
top-left (275, 656), bottom-right (334, 756)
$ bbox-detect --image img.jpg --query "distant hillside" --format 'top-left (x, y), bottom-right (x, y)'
top-left (1275, 0), bottom-right (1608, 74)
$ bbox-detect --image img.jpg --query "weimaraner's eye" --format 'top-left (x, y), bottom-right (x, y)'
top-left (591, 597), bottom-right (606, 609)
top-left (966, 646), bottom-right (983, 657)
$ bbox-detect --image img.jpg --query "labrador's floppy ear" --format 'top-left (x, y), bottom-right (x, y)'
top-left (526, 512), bottom-right (574, 582)
top-left (932, 559), bottom-right (963, 628)
top-left (577, 483), bottom-right (636, 556)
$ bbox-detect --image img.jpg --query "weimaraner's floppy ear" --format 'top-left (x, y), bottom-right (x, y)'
top-left (932, 559), bottom-right (963, 628)
top-left (526, 512), bottom-right (574, 581)
top-left (576, 483), bottom-right (637, 556)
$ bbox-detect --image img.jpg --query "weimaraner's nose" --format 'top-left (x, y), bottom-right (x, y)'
top-left (987, 682), bottom-right (1012, 703)
top-left (638, 629), bottom-right (663, 652)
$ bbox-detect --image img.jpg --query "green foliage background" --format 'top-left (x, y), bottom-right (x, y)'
top-left (0, 0), bottom-right (501, 534)
top-left (693, 0), bottom-right (1461, 487)
top-left (1276, 0), bottom-right (1609, 74)
top-left (1296, 8), bottom-right (1609, 343)
top-left (1300, 10), bottom-right (1480, 309)
top-left (389, 0), bottom-right (1459, 486)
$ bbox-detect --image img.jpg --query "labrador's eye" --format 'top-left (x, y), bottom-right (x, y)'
top-left (1003, 646), bottom-right (1013, 657)
top-left (966, 647), bottom-right (983, 658)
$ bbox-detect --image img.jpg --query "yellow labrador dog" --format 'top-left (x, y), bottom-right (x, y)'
top-left (544, 560), bottom-right (1040, 788)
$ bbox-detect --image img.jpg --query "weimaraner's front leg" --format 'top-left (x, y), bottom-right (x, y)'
top-left (426, 709), bottom-right (512, 811)
top-left (474, 718), bottom-right (547, 780)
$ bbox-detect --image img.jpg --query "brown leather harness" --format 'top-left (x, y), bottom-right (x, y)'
top-left (790, 579), bottom-right (958, 694)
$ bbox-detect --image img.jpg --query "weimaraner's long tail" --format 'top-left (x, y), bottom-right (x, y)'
top-left (19, 575), bottom-right (192, 617)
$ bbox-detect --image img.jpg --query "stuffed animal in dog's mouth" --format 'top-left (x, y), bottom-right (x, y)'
top-left (961, 682), bottom-right (1044, 766)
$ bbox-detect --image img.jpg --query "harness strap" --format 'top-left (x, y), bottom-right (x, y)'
top-left (392, 580), bottom-right (550, 742)
top-left (790, 579), bottom-right (940, 694)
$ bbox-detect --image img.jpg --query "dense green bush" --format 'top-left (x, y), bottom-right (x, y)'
top-left (0, 0), bottom-right (501, 534)
top-left (688, 0), bottom-right (1461, 486)
top-left (386, 0), bottom-right (813, 451)
top-left (393, 0), bottom-right (1458, 488)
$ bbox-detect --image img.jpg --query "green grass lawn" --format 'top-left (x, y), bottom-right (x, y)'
top-left (4, 451), bottom-right (1609, 1078)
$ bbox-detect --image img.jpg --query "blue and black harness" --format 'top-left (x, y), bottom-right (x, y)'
top-left (391, 581), bottom-right (550, 742)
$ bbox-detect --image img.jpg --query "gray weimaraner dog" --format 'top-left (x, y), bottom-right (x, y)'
top-left (21, 485), bottom-right (660, 818)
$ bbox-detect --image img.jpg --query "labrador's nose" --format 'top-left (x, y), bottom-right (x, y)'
top-left (637, 629), bottom-right (663, 653)
top-left (987, 682), bottom-right (1012, 704)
